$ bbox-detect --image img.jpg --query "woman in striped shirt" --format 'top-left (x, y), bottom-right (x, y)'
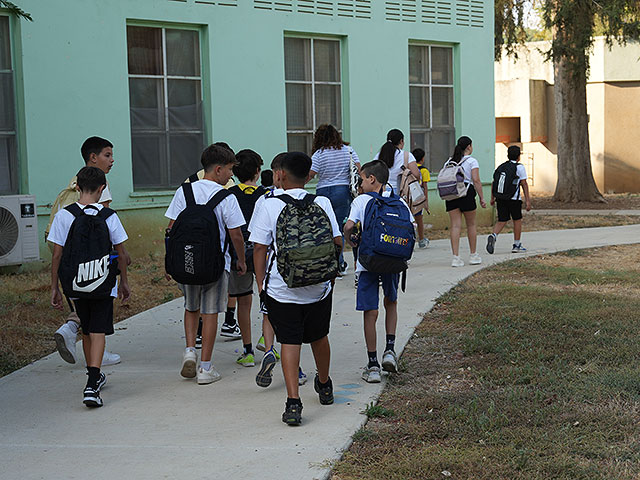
top-left (309, 124), bottom-right (360, 274)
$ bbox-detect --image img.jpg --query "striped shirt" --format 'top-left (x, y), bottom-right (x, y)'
top-left (311, 145), bottom-right (360, 188)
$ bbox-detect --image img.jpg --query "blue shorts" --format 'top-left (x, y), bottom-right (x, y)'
top-left (356, 271), bottom-right (399, 311)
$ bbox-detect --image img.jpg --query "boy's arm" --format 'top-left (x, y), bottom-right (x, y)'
top-left (227, 227), bottom-right (247, 275)
top-left (50, 244), bottom-right (64, 310)
top-left (521, 179), bottom-right (532, 211)
top-left (253, 243), bottom-right (268, 294)
top-left (344, 219), bottom-right (356, 247)
top-left (114, 243), bottom-right (131, 302)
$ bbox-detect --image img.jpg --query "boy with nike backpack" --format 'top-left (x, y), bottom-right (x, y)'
top-left (49, 166), bottom-right (130, 408)
top-left (344, 160), bottom-right (415, 384)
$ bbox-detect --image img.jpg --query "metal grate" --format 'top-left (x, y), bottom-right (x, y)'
top-left (385, 0), bottom-right (418, 22)
top-left (169, 0), bottom-right (238, 4)
top-left (254, 0), bottom-right (294, 11)
top-left (0, 206), bottom-right (18, 257)
top-left (255, 0), bottom-right (371, 18)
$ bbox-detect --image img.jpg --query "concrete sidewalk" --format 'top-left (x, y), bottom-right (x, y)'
top-left (2, 225), bottom-right (640, 480)
top-left (529, 209), bottom-right (640, 216)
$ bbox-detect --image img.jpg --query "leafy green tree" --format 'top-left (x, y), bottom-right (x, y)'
top-left (496, 0), bottom-right (640, 202)
top-left (0, 1), bottom-right (31, 21)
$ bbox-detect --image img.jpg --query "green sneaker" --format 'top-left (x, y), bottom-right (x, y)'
top-left (256, 336), bottom-right (266, 352)
top-left (236, 352), bottom-right (255, 367)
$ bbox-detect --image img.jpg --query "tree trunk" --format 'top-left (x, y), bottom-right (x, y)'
top-left (552, 54), bottom-right (604, 203)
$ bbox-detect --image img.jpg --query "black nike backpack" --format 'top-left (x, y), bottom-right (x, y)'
top-left (492, 161), bottom-right (519, 200)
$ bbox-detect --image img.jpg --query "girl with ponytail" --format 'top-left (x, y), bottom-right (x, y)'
top-left (373, 129), bottom-right (422, 193)
top-left (445, 136), bottom-right (486, 268)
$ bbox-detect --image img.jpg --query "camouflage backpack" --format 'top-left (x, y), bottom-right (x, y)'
top-left (266, 193), bottom-right (340, 288)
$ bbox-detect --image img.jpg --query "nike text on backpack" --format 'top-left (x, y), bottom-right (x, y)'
top-left (264, 194), bottom-right (340, 289)
top-left (437, 158), bottom-right (469, 200)
top-left (398, 151), bottom-right (427, 215)
top-left (165, 182), bottom-right (232, 285)
top-left (58, 204), bottom-right (119, 299)
top-left (358, 191), bottom-right (415, 281)
top-left (229, 184), bottom-right (267, 271)
top-left (492, 161), bottom-right (519, 200)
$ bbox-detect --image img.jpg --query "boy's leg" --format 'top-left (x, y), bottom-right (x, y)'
top-left (381, 274), bottom-right (400, 372)
top-left (199, 313), bottom-right (219, 362)
top-left (236, 295), bottom-right (253, 351)
top-left (363, 310), bottom-right (379, 353)
top-left (263, 314), bottom-right (275, 351)
top-left (416, 214), bottom-right (424, 241)
top-left (493, 221), bottom-right (507, 236)
top-left (281, 344), bottom-right (302, 399)
top-left (184, 309), bottom-right (200, 348)
top-left (513, 218), bottom-right (523, 242)
top-left (310, 336), bottom-right (330, 384)
top-left (87, 333), bottom-right (106, 368)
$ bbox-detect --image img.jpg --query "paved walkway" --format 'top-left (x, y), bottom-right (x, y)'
top-left (2, 225), bottom-right (640, 480)
top-left (529, 209), bottom-right (640, 216)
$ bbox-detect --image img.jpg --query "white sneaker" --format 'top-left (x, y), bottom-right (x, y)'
top-left (180, 350), bottom-right (197, 378)
top-left (469, 253), bottom-right (482, 265)
top-left (451, 256), bottom-right (464, 267)
top-left (381, 350), bottom-right (398, 373)
top-left (197, 365), bottom-right (221, 385)
top-left (362, 365), bottom-right (382, 383)
top-left (418, 239), bottom-right (429, 249)
top-left (102, 351), bottom-right (121, 366)
top-left (54, 323), bottom-right (77, 364)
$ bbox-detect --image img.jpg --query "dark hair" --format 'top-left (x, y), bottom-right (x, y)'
top-left (271, 152), bottom-right (287, 172)
top-left (508, 145), bottom-right (521, 161)
top-left (233, 149), bottom-right (263, 183)
top-left (451, 136), bottom-right (472, 164)
top-left (281, 151), bottom-right (311, 182)
top-left (361, 160), bottom-right (389, 186)
top-left (201, 144), bottom-right (237, 172)
top-left (312, 124), bottom-right (348, 153)
top-left (81, 137), bottom-right (113, 163)
top-left (76, 166), bottom-right (106, 193)
top-left (213, 141), bottom-right (234, 155)
top-left (378, 129), bottom-right (404, 168)
top-left (261, 170), bottom-right (273, 187)
top-left (412, 148), bottom-right (425, 163)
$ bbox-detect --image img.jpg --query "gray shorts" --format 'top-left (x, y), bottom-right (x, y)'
top-left (178, 271), bottom-right (229, 315)
top-left (229, 269), bottom-right (254, 298)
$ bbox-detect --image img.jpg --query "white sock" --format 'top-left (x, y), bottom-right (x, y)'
top-left (514, 240), bottom-right (521, 247)
top-left (66, 321), bottom-right (80, 334)
top-left (186, 347), bottom-right (196, 354)
top-left (200, 361), bottom-right (211, 371)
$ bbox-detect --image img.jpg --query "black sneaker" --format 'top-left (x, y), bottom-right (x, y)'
top-left (314, 374), bottom-right (334, 405)
top-left (83, 387), bottom-right (103, 408)
top-left (220, 322), bottom-right (241, 340)
top-left (486, 234), bottom-right (496, 254)
top-left (195, 335), bottom-right (202, 349)
top-left (282, 402), bottom-right (303, 426)
top-left (96, 373), bottom-right (107, 392)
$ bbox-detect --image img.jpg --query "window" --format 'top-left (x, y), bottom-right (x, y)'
top-left (284, 37), bottom-right (342, 154)
top-left (0, 16), bottom-right (18, 195)
top-left (408, 44), bottom-right (455, 173)
top-left (126, 26), bottom-right (205, 190)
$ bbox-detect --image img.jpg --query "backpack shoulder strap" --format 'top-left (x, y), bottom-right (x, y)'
top-left (205, 188), bottom-right (233, 210)
top-left (403, 150), bottom-right (409, 168)
top-left (272, 193), bottom-right (316, 208)
top-left (96, 207), bottom-right (115, 221)
top-left (64, 203), bottom-right (84, 218)
top-left (188, 172), bottom-right (199, 183)
top-left (182, 182), bottom-right (196, 206)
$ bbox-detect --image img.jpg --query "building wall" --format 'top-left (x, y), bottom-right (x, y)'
top-left (5, 0), bottom-right (495, 263)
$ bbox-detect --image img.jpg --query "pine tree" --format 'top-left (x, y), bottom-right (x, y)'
top-left (496, 0), bottom-right (640, 202)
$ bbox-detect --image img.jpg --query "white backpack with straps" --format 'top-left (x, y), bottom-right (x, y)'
top-left (398, 151), bottom-right (427, 214)
top-left (437, 157), bottom-right (469, 201)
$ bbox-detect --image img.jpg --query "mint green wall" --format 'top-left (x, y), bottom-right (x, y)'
top-left (12, 0), bottom-right (495, 259)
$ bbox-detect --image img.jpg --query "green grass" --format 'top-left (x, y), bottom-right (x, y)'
top-left (332, 249), bottom-right (640, 480)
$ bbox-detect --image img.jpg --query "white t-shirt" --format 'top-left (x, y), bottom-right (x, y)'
top-left (509, 161), bottom-right (528, 201)
top-left (347, 192), bottom-right (414, 273)
top-left (100, 183), bottom-right (112, 204)
top-left (47, 203), bottom-right (128, 298)
top-left (311, 145), bottom-right (361, 189)
top-left (456, 155), bottom-right (480, 185)
top-left (373, 149), bottom-right (417, 193)
top-left (248, 188), bottom-right (342, 304)
top-left (165, 179), bottom-right (245, 272)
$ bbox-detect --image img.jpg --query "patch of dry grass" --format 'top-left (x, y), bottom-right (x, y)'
top-left (332, 244), bottom-right (640, 480)
top-left (0, 253), bottom-right (179, 377)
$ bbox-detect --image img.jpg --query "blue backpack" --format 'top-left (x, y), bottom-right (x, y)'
top-left (358, 191), bottom-right (415, 276)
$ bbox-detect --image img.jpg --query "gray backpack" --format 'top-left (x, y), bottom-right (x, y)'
top-left (437, 157), bottom-right (469, 200)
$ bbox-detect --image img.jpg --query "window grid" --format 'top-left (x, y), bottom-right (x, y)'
top-left (409, 44), bottom-right (455, 173)
top-left (127, 26), bottom-right (205, 190)
top-left (285, 37), bottom-right (342, 153)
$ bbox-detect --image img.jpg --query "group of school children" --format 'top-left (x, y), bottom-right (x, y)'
top-left (48, 134), bottom-right (531, 426)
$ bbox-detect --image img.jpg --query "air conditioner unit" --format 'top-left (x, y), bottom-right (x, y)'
top-left (0, 195), bottom-right (40, 267)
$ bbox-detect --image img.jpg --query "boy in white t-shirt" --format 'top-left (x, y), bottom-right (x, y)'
top-left (250, 152), bottom-right (342, 426)
top-left (487, 145), bottom-right (532, 254)
top-left (48, 167), bottom-right (130, 408)
top-left (165, 144), bottom-right (247, 385)
top-left (51, 137), bottom-right (127, 368)
top-left (344, 161), bottom-right (414, 383)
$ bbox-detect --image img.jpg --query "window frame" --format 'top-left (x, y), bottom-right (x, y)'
top-left (126, 24), bottom-right (206, 191)
top-left (408, 43), bottom-right (456, 174)
top-left (0, 13), bottom-right (18, 195)
top-left (284, 35), bottom-right (343, 154)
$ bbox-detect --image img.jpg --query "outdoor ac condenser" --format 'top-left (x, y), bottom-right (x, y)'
top-left (0, 195), bottom-right (39, 266)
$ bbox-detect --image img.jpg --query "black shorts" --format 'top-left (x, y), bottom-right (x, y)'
top-left (445, 185), bottom-right (477, 212)
top-left (73, 298), bottom-right (114, 335)
top-left (496, 199), bottom-right (523, 222)
top-left (264, 291), bottom-right (333, 345)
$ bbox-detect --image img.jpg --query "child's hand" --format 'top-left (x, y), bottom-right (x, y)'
top-left (480, 199), bottom-right (487, 208)
top-left (51, 287), bottom-right (64, 311)
top-left (236, 260), bottom-right (247, 276)
top-left (526, 201), bottom-right (532, 212)
top-left (118, 281), bottom-right (131, 303)
top-left (490, 198), bottom-right (495, 206)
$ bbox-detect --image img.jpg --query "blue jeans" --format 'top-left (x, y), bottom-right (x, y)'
top-left (316, 184), bottom-right (351, 267)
